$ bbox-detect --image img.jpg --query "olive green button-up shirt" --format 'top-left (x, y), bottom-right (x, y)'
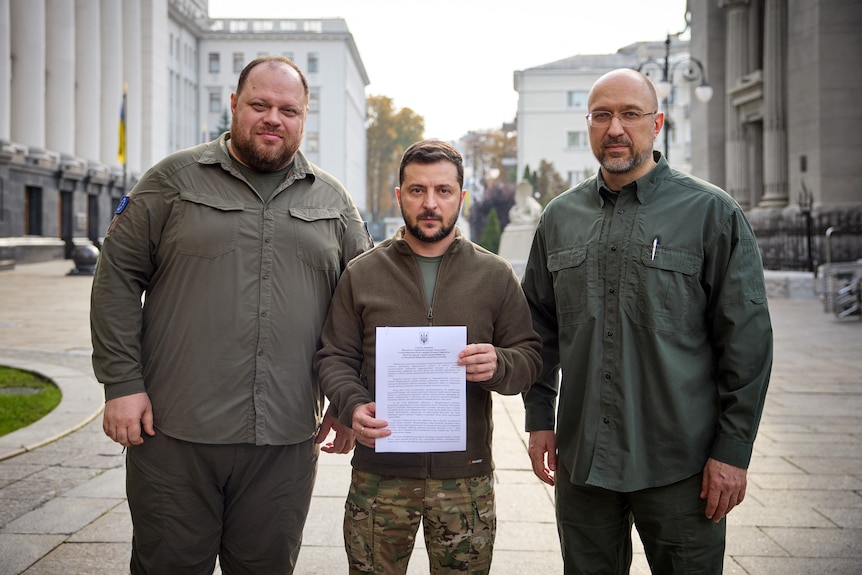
top-left (91, 134), bottom-right (372, 445)
top-left (522, 154), bottom-right (772, 492)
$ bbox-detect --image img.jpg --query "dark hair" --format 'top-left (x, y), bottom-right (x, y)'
top-left (398, 139), bottom-right (464, 189)
top-left (235, 55), bottom-right (309, 105)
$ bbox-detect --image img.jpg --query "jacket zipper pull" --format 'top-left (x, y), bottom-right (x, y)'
top-left (426, 307), bottom-right (433, 325)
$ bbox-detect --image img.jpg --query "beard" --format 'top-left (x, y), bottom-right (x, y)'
top-left (402, 206), bottom-right (460, 244)
top-left (597, 137), bottom-right (653, 174)
top-left (229, 118), bottom-right (302, 172)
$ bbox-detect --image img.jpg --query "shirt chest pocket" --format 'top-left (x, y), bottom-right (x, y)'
top-left (290, 207), bottom-right (341, 271)
top-left (628, 246), bottom-right (704, 331)
top-left (547, 245), bottom-right (589, 324)
top-left (175, 194), bottom-right (243, 258)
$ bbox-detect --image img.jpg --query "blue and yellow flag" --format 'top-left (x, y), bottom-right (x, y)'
top-left (117, 86), bottom-right (127, 165)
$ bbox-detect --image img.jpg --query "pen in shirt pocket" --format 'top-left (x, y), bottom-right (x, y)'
top-left (651, 237), bottom-right (659, 260)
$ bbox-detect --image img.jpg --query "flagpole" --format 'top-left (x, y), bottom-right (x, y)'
top-left (120, 82), bottom-right (128, 195)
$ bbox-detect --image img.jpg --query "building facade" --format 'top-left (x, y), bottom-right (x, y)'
top-left (689, 0), bottom-right (861, 271)
top-left (0, 0), bottom-right (369, 264)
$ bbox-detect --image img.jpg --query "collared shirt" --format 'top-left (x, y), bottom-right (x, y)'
top-left (91, 134), bottom-right (372, 445)
top-left (522, 153), bottom-right (772, 492)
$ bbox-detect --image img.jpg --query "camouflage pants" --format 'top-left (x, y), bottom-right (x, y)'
top-left (344, 470), bottom-right (496, 575)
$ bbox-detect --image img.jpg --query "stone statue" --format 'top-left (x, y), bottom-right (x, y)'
top-left (498, 180), bottom-right (542, 276)
top-left (508, 180), bottom-right (542, 225)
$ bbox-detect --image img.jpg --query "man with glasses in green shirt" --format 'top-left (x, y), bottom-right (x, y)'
top-left (521, 68), bottom-right (773, 574)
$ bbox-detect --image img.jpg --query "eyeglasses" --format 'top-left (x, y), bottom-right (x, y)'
top-left (586, 110), bottom-right (657, 128)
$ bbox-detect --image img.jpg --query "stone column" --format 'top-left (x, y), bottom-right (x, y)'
top-left (0, 0), bottom-right (10, 141)
top-left (46, 0), bottom-right (76, 155)
top-left (10, 0), bottom-right (46, 149)
top-left (123, 0), bottom-right (142, 174)
top-left (100, 0), bottom-right (122, 167)
top-left (758, 0), bottom-right (789, 207)
top-left (75, 0), bottom-right (100, 161)
top-left (746, 122), bottom-right (764, 207)
top-left (720, 0), bottom-right (750, 207)
top-left (140, 0), bottom-right (169, 167)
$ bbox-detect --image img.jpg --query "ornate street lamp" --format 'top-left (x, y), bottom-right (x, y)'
top-left (636, 34), bottom-right (713, 161)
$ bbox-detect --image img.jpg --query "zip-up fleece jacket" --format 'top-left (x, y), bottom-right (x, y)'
top-left (314, 226), bottom-right (542, 479)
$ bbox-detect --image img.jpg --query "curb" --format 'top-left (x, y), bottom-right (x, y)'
top-left (0, 357), bottom-right (103, 461)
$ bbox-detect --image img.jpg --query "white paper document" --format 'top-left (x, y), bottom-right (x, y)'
top-left (374, 325), bottom-right (467, 453)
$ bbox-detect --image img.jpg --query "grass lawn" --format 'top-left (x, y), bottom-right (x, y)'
top-left (0, 366), bottom-right (62, 436)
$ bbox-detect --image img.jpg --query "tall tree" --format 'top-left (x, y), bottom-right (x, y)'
top-left (469, 180), bottom-right (515, 246)
top-left (534, 160), bottom-right (569, 206)
top-left (366, 95), bottom-right (424, 227)
top-left (478, 208), bottom-right (502, 254)
top-left (216, 109), bottom-right (231, 135)
top-left (464, 129), bottom-right (518, 188)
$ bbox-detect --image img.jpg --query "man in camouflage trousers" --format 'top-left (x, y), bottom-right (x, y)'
top-left (314, 140), bottom-right (542, 574)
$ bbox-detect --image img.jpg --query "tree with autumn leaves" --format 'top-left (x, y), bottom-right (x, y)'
top-left (365, 95), bottom-right (424, 231)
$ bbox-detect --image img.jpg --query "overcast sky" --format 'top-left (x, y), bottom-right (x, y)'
top-left (208, 0), bottom-right (690, 141)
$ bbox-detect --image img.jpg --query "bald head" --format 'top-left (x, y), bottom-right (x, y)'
top-left (589, 69), bottom-right (659, 113)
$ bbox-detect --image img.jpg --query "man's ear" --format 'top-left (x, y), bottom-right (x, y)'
top-left (654, 111), bottom-right (665, 138)
top-left (395, 187), bottom-right (402, 207)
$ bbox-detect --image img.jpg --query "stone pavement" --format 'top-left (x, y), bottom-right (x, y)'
top-left (0, 259), bottom-right (860, 575)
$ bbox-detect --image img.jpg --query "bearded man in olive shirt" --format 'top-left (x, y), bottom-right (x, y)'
top-left (91, 56), bottom-right (372, 574)
top-left (521, 69), bottom-right (772, 574)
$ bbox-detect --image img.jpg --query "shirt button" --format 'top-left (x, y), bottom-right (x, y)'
top-left (603, 417), bottom-right (610, 424)
top-left (257, 350), bottom-right (264, 357)
top-left (265, 237), bottom-right (271, 243)
top-left (607, 331), bottom-right (613, 337)
top-left (609, 288), bottom-right (615, 294)
top-left (611, 246), bottom-right (617, 252)
top-left (261, 311), bottom-right (268, 318)
top-left (618, 209), bottom-right (624, 214)
top-left (605, 373), bottom-right (611, 379)
top-left (263, 274), bottom-right (269, 280)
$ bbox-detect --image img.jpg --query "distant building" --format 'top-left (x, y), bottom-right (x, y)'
top-left (0, 0), bottom-right (368, 263)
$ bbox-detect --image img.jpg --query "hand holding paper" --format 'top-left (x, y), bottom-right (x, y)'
top-left (458, 343), bottom-right (498, 382)
top-left (351, 402), bottom-right (391, 449)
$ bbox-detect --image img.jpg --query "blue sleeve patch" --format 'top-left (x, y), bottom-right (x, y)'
top-left (115, 195), bottom-right (131, 215)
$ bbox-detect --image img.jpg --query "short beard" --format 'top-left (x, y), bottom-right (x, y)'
top-left (598, 140), bottom-right (653, 174)
top-left (402, 208), bottom-right (459, 244)
top-left (229, 121), bottom-right (298, 172)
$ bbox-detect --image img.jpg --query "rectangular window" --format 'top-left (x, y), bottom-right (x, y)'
top-left (25, 186), bottom-right (43, 235)
top-left (233, 52), bottom-right (244, 73)
top-left (567, 90), bottom-right (588, 109)
top-left (305, 132), bottom-right (319, 154)
top-left (566, 131), bottom-right (588, 149)
top-left (283, 51), bottom-right (294, 61)
top-left (209, 91), bottom-right (221, 113)
top-left (309, 87), bottom-right (320, 113)
top-left (208, 52), bottom-right (220, 74)
top-left (307, 52), bottom-right (319, 74)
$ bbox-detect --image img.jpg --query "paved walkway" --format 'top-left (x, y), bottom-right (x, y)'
top-left (0, 259), bottom-right (860, 574)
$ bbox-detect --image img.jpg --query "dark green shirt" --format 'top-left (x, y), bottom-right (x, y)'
top-left (522, 154), bottom-right (772, 492)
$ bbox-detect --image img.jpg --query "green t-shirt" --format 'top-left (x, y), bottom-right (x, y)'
top-left (414, 254), bottom-right (442, 308)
